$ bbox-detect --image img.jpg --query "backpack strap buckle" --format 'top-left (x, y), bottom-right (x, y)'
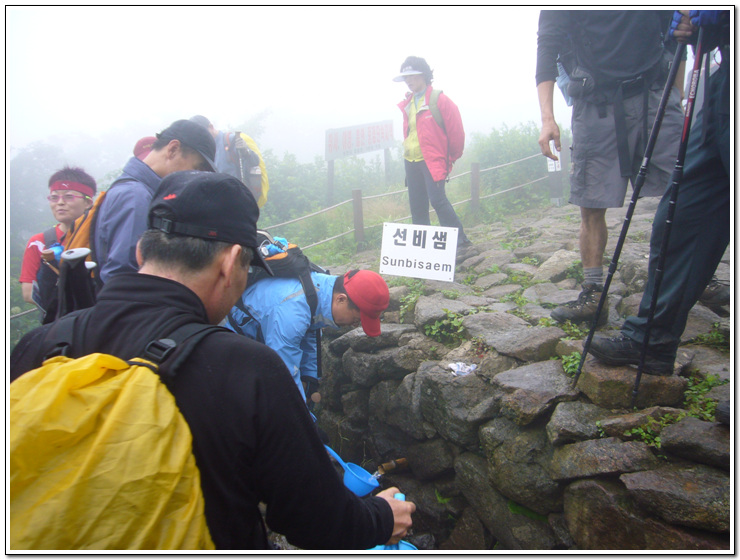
top-left (143, 338), bottom-right (177, 364)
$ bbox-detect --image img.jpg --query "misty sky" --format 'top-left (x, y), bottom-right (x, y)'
top-left (7, 5), bottom-right (572, 162)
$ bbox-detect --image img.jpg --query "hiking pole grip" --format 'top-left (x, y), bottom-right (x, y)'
top-left (575, 43), bottom-right (687, 386)
top-left (631, 28), bottom-right (705, 408)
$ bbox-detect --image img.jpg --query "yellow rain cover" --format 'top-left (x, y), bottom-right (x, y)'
top-left (9, 353), bottom-right (215, 550)
top-left (239, 132), bottom-right (270, 208)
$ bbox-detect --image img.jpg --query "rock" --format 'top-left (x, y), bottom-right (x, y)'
top-left (555, 338), bottom-right (584, 356)
top-left (564, 478), bottom-right (729, 550)
top-left (547, 513), bottom-right (576, 549)
top-left (407, 439), bottom-right (459, 481)
top-left (682, 345), bottom-right (731, 382)
top-left (419, 368), bottom-right (501, 450)
top-left (597, 406), bottom-right (684, 438)
top-left (549, 437), bottom-right (659, 481)
top-left (387, 285), bottom-right (410, 312)
top-left (681, 304), bottom-right (724, 344)
top-left (477, 349), bottom-right (520, 379)
top-left (616, 292), bottom-right (643, 318)
top-left (440, 507), bottom-right (492, 550)
top-left (621, 464), bottom-right (730, 532)
top-left (454, 453), bottom-right (559, 550)
top-left (502, 262), bottom-right (538, 276)
top-left (343, 346), bottom-right (425, 388)
top-left (462, 311), bottom-right (529, 340)
top-left (458, 294), bottom-right (493, 307)
top-left (522, 283), bottom-right (579, 306)
top-left (546, 401), bottom-right (611, 446)
top-left (493, 361), bottom-right (579, 426)
top-left (341, 389), bottom-right (369, 427)
top-left (414, 295), bottom-right (475, 330)
top-left (481, 284), bottom-right (522, 300)
top-left (576, 356), bottom-right (688, 408)
top-left (482, 327), bottom-right (565, 363)
top-left (372, 373), bottom-right (436, 441)
top-left (520, 303), bottom-right (553, 324)
top-left (660, 416), bottom-right (730, 469)
top-left (474, 273), bottom-right (508, 290)
top-left (347, 323), bottom-right (417, 352)
top-left (532, 249), bottom-right (580, 283)
top-left (480, 418), bottom-right (564, 515)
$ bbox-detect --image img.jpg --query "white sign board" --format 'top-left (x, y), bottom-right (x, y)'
top-left (380, 223), bottom-right (458, 282)
top-left (325, 121), bottom-right (395, 161)
top-left (547, 140), bottom-right (562, 172)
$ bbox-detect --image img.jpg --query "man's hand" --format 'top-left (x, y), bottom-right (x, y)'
top-left (376, 487), bottom-right (415, 544)
top-left (539, 119), bottom-right (561, 161)
top-left (234, 135), bottom-right (250, 156)
top-left (670, 10), bottom-right (696, 44)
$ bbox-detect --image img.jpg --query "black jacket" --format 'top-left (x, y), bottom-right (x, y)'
top-left (10, 273), bottom-right (393, 550)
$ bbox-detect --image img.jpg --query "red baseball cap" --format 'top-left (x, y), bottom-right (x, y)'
top-left (343, 270), bottom-right (390, 337)
top-left (134, 136), bottom-right (157, 160)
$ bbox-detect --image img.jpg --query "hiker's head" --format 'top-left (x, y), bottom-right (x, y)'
top-left (47, 166), bottom-right (96, 226)
top-left (146, 119), bottom-right (217, 176)
top-left (139, 171), bottom-right (273, 323)
top-left (332, 270), bottom-right (389, 336)
top-left (189, 115), bottom-right (218, 139)
top-left (393, 56), bottom-right (433, 92)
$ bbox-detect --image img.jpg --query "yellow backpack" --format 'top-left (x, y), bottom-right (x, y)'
top-left (9, 320), bottom-right (222, 550)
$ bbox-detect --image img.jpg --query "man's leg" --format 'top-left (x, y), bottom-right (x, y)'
top-left (405, 160), bottom-right (431, 226)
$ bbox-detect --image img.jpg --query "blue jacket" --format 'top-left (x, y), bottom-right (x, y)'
top-left (94, 157), bottom-right (162, 283)
top-left (226, 272), bottom-right (338, 400)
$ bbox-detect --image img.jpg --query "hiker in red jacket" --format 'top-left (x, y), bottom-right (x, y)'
top-left (395, 56), bottom-right (475, 260)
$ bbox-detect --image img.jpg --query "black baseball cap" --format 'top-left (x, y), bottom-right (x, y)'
top-left (148, 171), bottom-right (273, 275)
top-left (157, 119), bottom-right (217, 172)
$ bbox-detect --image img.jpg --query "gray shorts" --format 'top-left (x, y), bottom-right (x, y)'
top-left (569, 85), bottom-right (684, 208)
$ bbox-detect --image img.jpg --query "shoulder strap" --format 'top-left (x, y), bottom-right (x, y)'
top-left (429, 89), bottom-right (446, 132)
top-left (43, 226), bottom-right (58, 248)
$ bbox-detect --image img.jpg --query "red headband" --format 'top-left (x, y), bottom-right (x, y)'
top-left (49, 181), bottom-right (95, 198)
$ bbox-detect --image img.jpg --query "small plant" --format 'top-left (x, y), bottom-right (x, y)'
top-left (683, 373), bottom-right (728, 421)
top-left (424, 309), bottom-right (467, 346)
top-left (398, 279), bottom-right (425, 322)
top-left (442, 290), bottom-right (460, 300)
top-left (520, 256), bottom-right (540, 266)
top-left (564, 260), bottom-right (584, 284)
top-left (561, 351), bottom-right (582, 377)
top-left (435, 488), bottom-right (452, 505)
top-left (471, 337), bottom-right (491, 358)
top-left (595, 420), bottom-right (607, 439)
top-left (538, 317), bottom-right (557, 328)
top-left (559, 320), bottom-right (588, 340)
top-left (461, 273), bottom-right (480, 286)
top-left (693, 323), bottom-right (729, 352)
top-left (623, 414), bottom-right (682, 450)
top-left (507, 500), bottom-right (547, 522)
top-left (486, 264), bottom-right (501, 274)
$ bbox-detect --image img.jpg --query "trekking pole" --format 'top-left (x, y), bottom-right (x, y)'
top-left (573, 42), bottom-right (687, 386)
top-left (631, 28), bottom-right (705, 407)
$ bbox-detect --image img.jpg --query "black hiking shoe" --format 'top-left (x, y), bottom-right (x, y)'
top-left (551, 283), bottom-right (608, 326)
top-left (589, 334), bottom-right (674, 376)
top-left (699, 276), bottom-right (730, 316)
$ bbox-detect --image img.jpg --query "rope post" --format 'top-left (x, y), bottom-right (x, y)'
top-left (352, 189), bottom-right (365, 247)
top-left (470, 162), bottom-right (480, 218)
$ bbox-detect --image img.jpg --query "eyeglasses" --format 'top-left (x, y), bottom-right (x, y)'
top-left (47, 193), bottom-right (90, 203)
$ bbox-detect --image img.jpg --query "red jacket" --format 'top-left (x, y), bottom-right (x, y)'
top-left (398, 85), bottom-right (465, 182)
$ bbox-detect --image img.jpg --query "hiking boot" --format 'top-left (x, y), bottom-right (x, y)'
top-left (699, 276), bottom-right (730, 316)
top-left (589, 334), bottom-right (674, 376)
top-left (551, 283), bottom-right (608, 326)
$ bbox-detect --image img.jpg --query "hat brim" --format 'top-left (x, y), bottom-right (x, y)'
top-left (360, 312), bottom-right (381, 337)
top-left (198, 152), bottom-right (217, 172)
top-left (393, 70), bottom-right (423, 82)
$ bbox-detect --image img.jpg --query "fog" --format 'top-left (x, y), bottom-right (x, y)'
top-left (7, 5), bottom-right (571, 169)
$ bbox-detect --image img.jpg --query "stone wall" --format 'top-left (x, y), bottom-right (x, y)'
top-left (315, 222), bottom-right (730, 550)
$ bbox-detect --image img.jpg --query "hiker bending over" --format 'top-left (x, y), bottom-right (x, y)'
top-left (11, 171), bottom-right (414, 550)
top-left (227, 268), bottom-right (390, 403)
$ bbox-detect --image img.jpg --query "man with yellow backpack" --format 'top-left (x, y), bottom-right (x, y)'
top-left (189, 115), bottom-right (269, 208)
top-left (10, 171), bottom-right (415, 550)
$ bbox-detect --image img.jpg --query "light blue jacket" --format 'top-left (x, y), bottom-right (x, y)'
top-left (226, 272), bottom-right (338, 400)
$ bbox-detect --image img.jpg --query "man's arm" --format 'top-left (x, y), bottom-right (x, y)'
top-left (21, 283), bottom-right (34, 304)
top-left (537, 80), bottom-right (561, 160)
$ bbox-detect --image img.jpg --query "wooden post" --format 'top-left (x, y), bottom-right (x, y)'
top-left (327, 160), bottom-right (335, 206)
top-left (470, 162), bottom-right (480, 217)
top-left (352, 189), bottom-right (365, 245)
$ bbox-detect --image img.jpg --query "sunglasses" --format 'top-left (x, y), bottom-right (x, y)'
top-left (47, 193), bottom-right (91, 203)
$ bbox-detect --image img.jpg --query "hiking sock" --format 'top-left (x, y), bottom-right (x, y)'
top-left (583, 267), bottom-right (603, 287)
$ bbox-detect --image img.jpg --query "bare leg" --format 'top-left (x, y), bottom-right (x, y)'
top-left (579, 207), bottom-right (607, 270)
